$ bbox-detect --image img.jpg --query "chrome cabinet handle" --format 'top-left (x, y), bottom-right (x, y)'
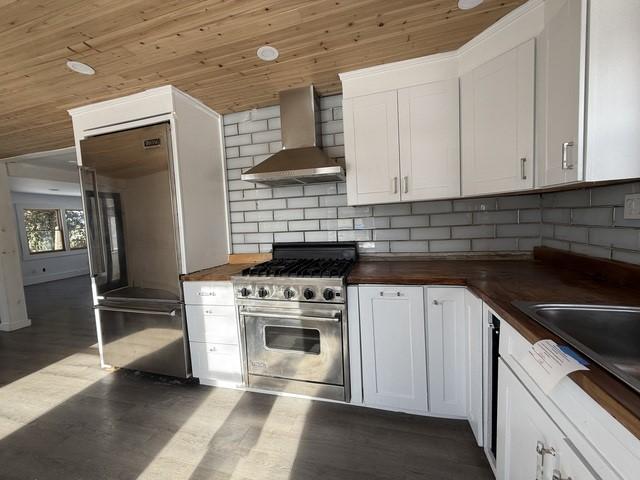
top-left (520, 157), bottom-right (527, 180)
top-left (198, 291), bottom-right (216, 296)
top-left (536, 441), bottom-right (556, 480)
top-left (403, 176), bottom-right (409, 194)
top-left (561, 141), bottom-right (574, 170)
top-left (392, 176), bottom-right (398, 194)
top-left (380, 291), bottom-right (403, 297)
top-left (552, 471), bottom-right (572, 480)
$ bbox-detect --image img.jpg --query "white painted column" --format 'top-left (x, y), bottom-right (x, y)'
top-left (0, 163), bottom-right (30, 331)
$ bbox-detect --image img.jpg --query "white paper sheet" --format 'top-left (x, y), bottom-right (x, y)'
top-left (520, 339), bottom-right (589, 394)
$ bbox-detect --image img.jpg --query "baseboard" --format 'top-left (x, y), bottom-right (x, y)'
top-left (23, 269), bottom-right (89, 286)
top-left (0, 317), bottom-right (32, 332)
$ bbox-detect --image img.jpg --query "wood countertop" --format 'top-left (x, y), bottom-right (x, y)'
top-left (183, 248), bottom-right (640, 438)
top-left (349, 247), bottom-right (640, 439)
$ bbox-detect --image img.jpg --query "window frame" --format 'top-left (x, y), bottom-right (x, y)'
top-left (16, 203), bottom-right (87, 260)
top-left (63, 208), bottom-right (87, 251)
top-left (22, 207), bottom-right (66, 255)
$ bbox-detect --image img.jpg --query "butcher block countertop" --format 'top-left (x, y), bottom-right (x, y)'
top-left (350, 247), bottom-right (640, 439)
top-left (183, 248), bottom-right (640, 438)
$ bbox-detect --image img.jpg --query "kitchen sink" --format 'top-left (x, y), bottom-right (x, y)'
top-left (513, 302), bottom-right (640, 394)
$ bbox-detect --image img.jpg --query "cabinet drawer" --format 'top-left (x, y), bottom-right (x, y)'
top-left (186, 305), bottom-right (238, 345)
top-left (183, 281), bottom-right (234, 306)
top-left (190, 342), bottom-right (242, 384)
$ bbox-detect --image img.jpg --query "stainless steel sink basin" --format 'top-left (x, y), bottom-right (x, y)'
top-left (513, 302), bottom-right (640, 394)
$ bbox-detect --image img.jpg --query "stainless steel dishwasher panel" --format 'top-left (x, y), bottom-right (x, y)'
top-left (97, 302), bottom-right (189, 378)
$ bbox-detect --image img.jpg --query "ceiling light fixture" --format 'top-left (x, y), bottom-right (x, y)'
top-left (458, 0), bottom-right (484, 10)
top-left (66, 60), bottom-right (96, 75)
top-left (257, 45), bottom-right (279, 62)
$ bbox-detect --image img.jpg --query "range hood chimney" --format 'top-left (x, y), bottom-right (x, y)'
top-left (240, 85), bottom-right (345, 186)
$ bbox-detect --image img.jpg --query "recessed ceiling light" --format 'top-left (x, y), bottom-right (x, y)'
top-left (66, 60), bottom-right (96, 75)
top-left (257, 45), bottom-right (279, 62)
top-left (458, 0), bottom-right (484, 10)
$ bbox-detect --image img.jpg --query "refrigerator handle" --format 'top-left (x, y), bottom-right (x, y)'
top-left (79, 166), bottom-right (107, 276)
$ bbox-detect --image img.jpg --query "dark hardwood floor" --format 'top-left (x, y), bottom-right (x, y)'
top-left (0, 276), bottom-right (493, 479)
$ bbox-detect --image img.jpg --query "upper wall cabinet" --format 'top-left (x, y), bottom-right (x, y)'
top-left (537, 0), bottom-right (640, 187)
top-left (342, 60), bottom-right (461, 206)
top-left (460, 40), bottom-right (535, 196)
top-left (536, 0), bottom-right (586, 186)
top-left (398, 80), bottom-right (460, 202)
top-left (343, 91), bottom-right (401, 205)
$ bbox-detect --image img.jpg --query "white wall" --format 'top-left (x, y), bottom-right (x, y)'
top-left (11, 192), bottom-right (89, 285)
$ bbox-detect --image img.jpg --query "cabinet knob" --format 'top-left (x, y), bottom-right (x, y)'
top-left (433, 300), bottom-right (439, 305)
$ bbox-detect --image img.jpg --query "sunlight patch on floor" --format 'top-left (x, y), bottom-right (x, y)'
top-left (0, 347), bottom-right (109, 440)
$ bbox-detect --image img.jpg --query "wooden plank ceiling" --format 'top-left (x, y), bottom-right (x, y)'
top-left (0, 0), bottom-right (526, 158)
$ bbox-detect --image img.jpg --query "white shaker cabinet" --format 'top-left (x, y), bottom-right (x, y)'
top-left (464, 289), bottom-right (483, 445)
top-left (461, 39), bottom-right (535, 196)
top-left (537, 0), bottom-right (586, 186)
top-left (343, 78), bottom-right (460, 206)
top-left (358, 285), bottom-right (428, 414)
top-left (343, 91), bottom-right (401, 205)
top-left (426, 287), bottom-right (467, 418)
top-left (497, 360), bottom-right (600, 480)
top-left (398, 79), bottom-right (460, 201)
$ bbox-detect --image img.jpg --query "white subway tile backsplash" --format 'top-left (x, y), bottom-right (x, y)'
top-left (238, 119), bottom-right (268, 134)
top-left (240, 143), bottom-right (270, 157)
top-left (373, 203), bottom-right (411, 217)
top-left (274, 232), bottom-right (304, 243)
top-left (274, 209), bottom-right (305, 221)
top-left (289, 220), bottom-right (320, 231)
top-left (411, 227), bottom-right (451, 240)
top-left (305, 231), bottom-right (338, 242)
top-left (224, 96), bottom-right (640, 261)
top-left (257, 198), bottom-right (287, 210)
top-left (430, 239), bottom-right (470, 253)
top-left (305, 207), bottom-right (338, 219)
top-left (288, 196), bottom-right (319, 209)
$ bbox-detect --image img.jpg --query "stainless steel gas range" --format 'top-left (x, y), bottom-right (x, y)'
top-left (233, 242), bottom-right (357, 402)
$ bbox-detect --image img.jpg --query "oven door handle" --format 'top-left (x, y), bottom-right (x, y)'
top-left (240, 310), bottom-right (341, 322)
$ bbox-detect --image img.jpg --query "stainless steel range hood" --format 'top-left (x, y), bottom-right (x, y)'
top-left (240, 86), bottom-right (345, 186)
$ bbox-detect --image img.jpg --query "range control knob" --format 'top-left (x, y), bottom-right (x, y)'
top-left (323, 288), bottom-right (335, 301)
top-left (257, 287), bottom-right (269, 298)
top-left (303, 288), bottom-right (315, 300)
top-left (240, 287), bottom-right (251, 297)
top-left (283, 288), bottom-right (295, 299)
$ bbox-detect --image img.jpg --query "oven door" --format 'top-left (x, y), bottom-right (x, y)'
top-left (241, 305), bottom-right (344, 386)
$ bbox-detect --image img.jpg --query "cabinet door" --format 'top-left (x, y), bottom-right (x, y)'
top-left (398, 79), bottom-right (460, 201)
top-left (497, 359), bottom-right (558, 480)
top-left (426, 287), bottom-right (467, 417)
top-left (344, 91), bottom-right (401, 205)
top-left (461, 39), bottom-right (535, 196)
top-left (537, 0), bottom-right (586, 187)
top-left (359, 286), bottom-right (427, 413)
top-left (190, 342), bottom-right (242, 385)
top-left (464, 289), bottom-right (483, 445)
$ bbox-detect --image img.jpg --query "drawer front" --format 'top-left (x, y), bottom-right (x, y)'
top-left (183, 281), bottom-right (235, 306)
top-left (190, 342), bottom-right (242, 384)
top-left (186, 305), bottom-right (238, 345)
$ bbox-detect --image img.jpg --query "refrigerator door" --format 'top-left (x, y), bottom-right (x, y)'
top-left (79, 123), bottom-right (182, 301)
top-left (96, 300), bottom-right (189, 378)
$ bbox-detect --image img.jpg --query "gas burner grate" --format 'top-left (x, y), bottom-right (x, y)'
top-left (241, 258), bottom-right (354, 278)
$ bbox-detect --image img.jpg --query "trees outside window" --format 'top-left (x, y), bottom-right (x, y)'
top-left (65, 209), bottom-right (87, 249)
top-left (23, 209), bottom-right (65, 254)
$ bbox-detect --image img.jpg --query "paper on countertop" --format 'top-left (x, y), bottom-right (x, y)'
top-left (520, 339), bottom-right (589, 394)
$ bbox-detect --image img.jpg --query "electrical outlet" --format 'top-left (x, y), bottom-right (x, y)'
top-left (624, 193), bottom-right (640, 220)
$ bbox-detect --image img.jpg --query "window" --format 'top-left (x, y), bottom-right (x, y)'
top-left (23, 209), bottom-right (65, 254)
top-left (65, 209), bottom-right (87, 250)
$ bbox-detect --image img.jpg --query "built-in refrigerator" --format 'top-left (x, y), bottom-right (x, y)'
top-left (79, 122), bottom-right (193, 377)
